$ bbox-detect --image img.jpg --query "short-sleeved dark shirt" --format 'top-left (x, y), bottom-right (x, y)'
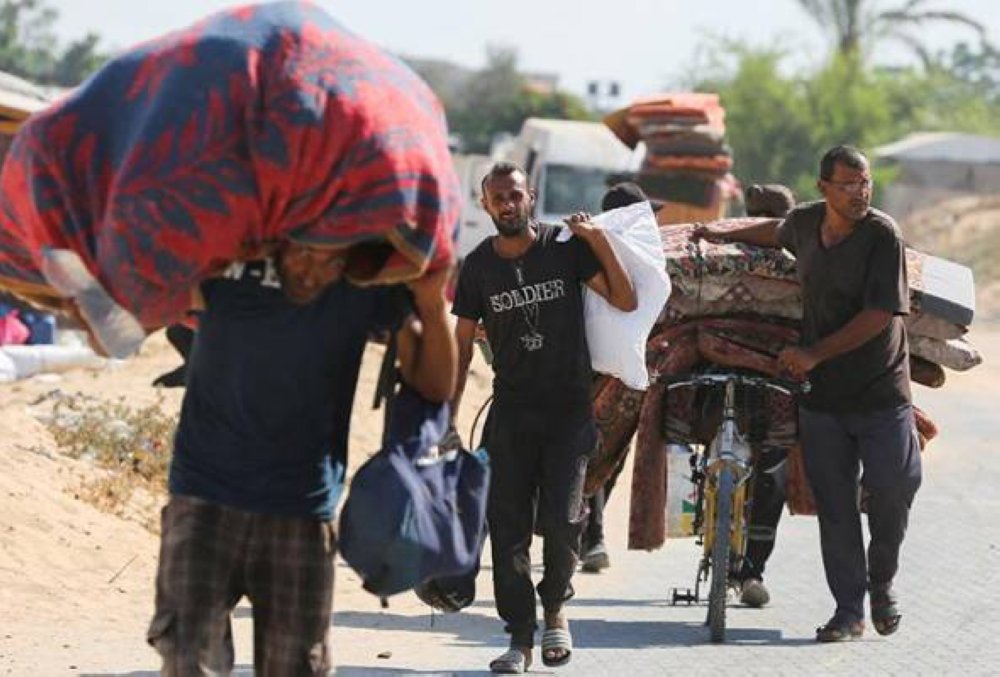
top-left (777, 201), bottom-right (911, 413)
top-left (452, 224), bottom-right (602, 409)
top-left (170, 259), bottom-right (394, 520)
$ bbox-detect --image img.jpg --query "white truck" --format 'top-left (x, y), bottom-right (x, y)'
top-left (502, 117), bottom-right (640, 223)
top-left (451, 152), bottom-right (495, 260)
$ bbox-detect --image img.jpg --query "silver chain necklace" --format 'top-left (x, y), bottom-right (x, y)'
top-left (513, 259), bottom-right (544, 352)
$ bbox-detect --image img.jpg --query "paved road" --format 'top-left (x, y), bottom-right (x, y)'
top-left (314, 335), bottom-right (999, 677)
top-left (96, 330), bottom-right (998, 677)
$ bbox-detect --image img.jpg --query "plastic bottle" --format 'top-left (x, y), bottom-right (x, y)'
top-left (665, 443), bottom-right (698, 538)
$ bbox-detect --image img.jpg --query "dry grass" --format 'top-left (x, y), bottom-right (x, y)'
top-left (37, 391), bottom-right (176, 530)
top-left (901, 196), bottom-right (1000, 319)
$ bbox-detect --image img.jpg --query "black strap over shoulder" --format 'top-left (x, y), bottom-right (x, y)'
top-left (372, 286), bottom-right (414, 445)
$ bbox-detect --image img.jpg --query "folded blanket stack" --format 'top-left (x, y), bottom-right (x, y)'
top-left (658, 219), bottom-right (981, 374)
top-left (604, 93), bottom-right (739, 223)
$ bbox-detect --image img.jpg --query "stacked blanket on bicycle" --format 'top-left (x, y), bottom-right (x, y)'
top-left (587, 218), bottom-right (978, 550)
top-left (588, 318), bottom-right (942, 550)
top-left (0, 2), bottom-right (459, 335)
top-left (659, 219), bottom-right (981, 373)
top-left (603, 93), bottom-right (736, 224)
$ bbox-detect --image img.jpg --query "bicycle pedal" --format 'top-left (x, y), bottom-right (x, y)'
top-left (670, 587), bottom-right (698, 605)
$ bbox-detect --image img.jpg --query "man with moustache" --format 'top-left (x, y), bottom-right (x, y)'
top-left (694, 146), bottom-right (921, 642)
top-left (451, 161), bottom-right (636, 673)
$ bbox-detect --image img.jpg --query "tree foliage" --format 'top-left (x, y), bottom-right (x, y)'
top-left (687, 37), bottom-right (1000, 201)
top-left (794, 0), bottom-right (986, 66)
top-left (0, 0), bottom-right (106, 86)
top-left (412, 46), bottom-right (592, 154)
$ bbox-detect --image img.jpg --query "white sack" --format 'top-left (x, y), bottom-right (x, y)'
top-left (1, 344), bottom-right (107, 380)
top-left (558, 201), bottom-right (671, 390)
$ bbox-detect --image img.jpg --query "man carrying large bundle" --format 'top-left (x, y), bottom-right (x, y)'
top-left (0, 2), bottom-right (463, 673)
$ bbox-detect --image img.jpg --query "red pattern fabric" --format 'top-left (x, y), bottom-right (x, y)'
top-left (0, 2), bottom-right (459, 330)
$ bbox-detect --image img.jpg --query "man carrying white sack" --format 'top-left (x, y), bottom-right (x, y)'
top-left (450, 161), bottom-right (636, 673)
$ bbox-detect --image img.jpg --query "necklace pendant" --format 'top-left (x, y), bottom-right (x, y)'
top-left (520, 332), bottom-right (544, 352)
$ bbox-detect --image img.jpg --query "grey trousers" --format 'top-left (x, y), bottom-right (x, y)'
top-left (799, 403), bottom-right (922, 623)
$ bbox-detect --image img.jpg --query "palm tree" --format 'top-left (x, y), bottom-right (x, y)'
top-left (794, 0), bottom-right (987, 65)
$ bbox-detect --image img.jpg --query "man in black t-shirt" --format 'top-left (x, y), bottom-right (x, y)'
top-left (695, 146), bottom-right (921, 643)
top-left (452, 161), bottom-right (636, 673)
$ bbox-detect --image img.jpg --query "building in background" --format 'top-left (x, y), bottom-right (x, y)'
top-left (0, 69), bottom-right (52, 162)
top-left (875, 132), bottom-right (1000, 220)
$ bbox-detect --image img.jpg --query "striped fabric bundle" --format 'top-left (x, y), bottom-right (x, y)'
top-left (0, 1), bottom-right (459, 338)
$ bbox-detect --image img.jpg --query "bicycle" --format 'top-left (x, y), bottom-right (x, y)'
top-left (666, 371), bottom-right (809, 643)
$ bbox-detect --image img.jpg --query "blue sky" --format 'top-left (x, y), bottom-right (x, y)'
top-left (49, 0), bottom-right (999, 101)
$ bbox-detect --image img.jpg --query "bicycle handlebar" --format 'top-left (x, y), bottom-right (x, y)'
top-left (665, 372), bottom-right (811, 396)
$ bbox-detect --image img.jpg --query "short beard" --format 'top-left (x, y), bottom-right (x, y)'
top-left (494, 216), bottom-right (530, 238)
top-left (831, 200), bottom-right (869, 223)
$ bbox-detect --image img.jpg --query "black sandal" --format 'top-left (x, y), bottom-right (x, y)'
top-left (870, 586), bottom-right (901, 636)
top-left (816, 617), bottom-right (864, 642)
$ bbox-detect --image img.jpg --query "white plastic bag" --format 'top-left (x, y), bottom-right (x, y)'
top-left (1, 344), bottom-right (107, 380)
top-left (558, 201), bottom-right (671, 390)
top-left (0, 350), bottom-right (15, 383)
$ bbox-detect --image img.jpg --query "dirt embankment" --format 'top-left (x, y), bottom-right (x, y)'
top-left (900, 195), bottom-right (1000, 320)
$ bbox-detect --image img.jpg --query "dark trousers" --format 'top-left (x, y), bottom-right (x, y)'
top-left (582, 454), bottom-right (626, 551)
top-left (800, 404), bottom-right (922, 623)
top-left (485, 400), bottom-right (596, 648)
top-left (738, 447), bottom-right (788, 582)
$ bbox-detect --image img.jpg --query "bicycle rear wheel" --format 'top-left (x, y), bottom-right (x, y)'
top-left (707, 465), bottom-right (735, 643)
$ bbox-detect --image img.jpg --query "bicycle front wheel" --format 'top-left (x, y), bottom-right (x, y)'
top-left (707, 465), bottom-right (735, 643)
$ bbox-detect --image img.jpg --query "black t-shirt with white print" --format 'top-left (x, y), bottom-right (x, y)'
top-left (452, 224), bottom-right (602, 409)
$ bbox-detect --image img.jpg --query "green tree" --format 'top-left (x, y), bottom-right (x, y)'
top-left (441, 46), bottom-right (592, 153)
top-left (50, 32), bottom-right (105, 86)
top-left (691, 44), bottom-right (815, 195)
top-left (0, 0), bottom-right (57, 79)
top-left (938, 40), bottom-right (1000, 102)
top-left (794, 0), bottom-right (985, 65)
top-left (685, 38), bottom-right (1000, 201)
top-left (0, 0), bottom-right (106, 86)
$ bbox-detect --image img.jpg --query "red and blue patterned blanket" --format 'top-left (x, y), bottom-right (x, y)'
top-left (0, 1), bottom-right (459, 328)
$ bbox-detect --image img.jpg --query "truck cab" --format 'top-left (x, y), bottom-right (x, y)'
top-left (503, 118), bottom-right (640, 223)
top-left (451, 153), bottom-right (495, 260)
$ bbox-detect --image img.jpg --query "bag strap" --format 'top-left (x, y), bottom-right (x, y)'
top-left (372, 286), bottom-right (414, 445)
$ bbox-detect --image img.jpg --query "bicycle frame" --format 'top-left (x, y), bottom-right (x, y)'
top-left (700, 379), bottom-right (754, 585)
top-left (666, 372), bottom-right (809, 642)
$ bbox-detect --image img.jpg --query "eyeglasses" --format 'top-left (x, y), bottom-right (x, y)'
top-left (823, 177), bottom-right (872, 194)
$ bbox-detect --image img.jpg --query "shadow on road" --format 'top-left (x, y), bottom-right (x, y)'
top-left (334, 609), bottom-right (810, 649)
top-left (336, 668), bottom-right (491, 677)
top-left (83, 670), bottom-right (253, 677)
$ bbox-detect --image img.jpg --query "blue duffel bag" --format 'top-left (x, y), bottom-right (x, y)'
top-left (339, 383), bottom-right (489, 598)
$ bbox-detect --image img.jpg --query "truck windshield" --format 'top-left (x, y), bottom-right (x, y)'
top-left (542, 164), bottom-right (612, 218)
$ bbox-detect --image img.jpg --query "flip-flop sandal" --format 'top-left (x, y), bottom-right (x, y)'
top-left (489, 648), bottom-right (531, 674)
top-left (815, 618), bottom-right (864, 642)
top-left (871, 588), bottom-right (901, 636)
top-left (541, 626), bottom-right (573, 667)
